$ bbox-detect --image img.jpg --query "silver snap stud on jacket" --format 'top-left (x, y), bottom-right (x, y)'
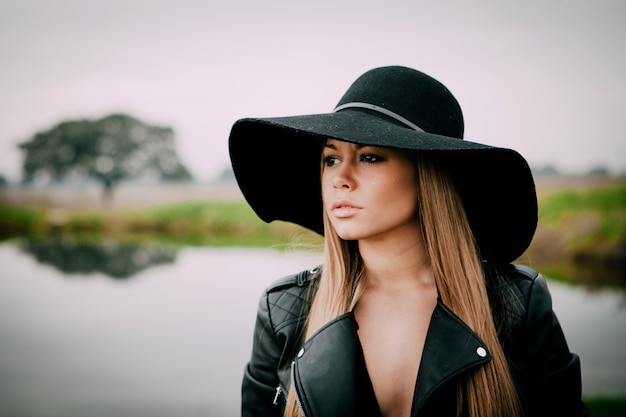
top-left (476, 347), bottom-right (487, 357)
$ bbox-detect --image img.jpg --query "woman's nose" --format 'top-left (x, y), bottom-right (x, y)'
top-left (332, 162), bottom-right (355, 189)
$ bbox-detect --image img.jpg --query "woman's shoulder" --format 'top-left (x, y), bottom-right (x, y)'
top-left (500, 263), bottom-right (549, 301)
top-left (265, 266), bottom-right (321, 294)
top-left (496, 263), bottom-right (558, 328)
top-left (502, 263), bottom-right (540, 288)
top-left (261, 266), bottom-right (321, 332)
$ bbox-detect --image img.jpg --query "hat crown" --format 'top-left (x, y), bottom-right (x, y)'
top-left (336, 66), bottom-right (464, 139)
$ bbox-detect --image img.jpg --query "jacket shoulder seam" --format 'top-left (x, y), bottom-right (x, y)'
top-left (265, 267), bottom-right (320, 335)
top-left (265, 266), bottom-right (321, 294)
top-left (509, 263), bottom-right (540, 282)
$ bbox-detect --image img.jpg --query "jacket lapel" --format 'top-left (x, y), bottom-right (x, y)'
top-left (412, 301), bottom-right (492, 413)
top-left (292, 312), bottom-right (358, 417)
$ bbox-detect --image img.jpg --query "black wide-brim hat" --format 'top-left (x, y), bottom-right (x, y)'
top-left (229, 66), bottom-right (537, 263)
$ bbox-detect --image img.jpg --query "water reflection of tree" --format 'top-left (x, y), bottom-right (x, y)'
top-left (20, 238), bottom-right (177, 279)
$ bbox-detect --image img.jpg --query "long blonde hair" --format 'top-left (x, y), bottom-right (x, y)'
top-left (284, 154), bottom-right (523, 417)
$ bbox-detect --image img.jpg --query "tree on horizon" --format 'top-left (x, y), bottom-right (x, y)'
top-left (19, 113), bottom-right (193, 203)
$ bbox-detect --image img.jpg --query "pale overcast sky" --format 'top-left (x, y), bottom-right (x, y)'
top-left (1, 0), bottom-right (624, 182)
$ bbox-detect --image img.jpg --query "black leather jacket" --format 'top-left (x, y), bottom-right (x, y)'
top-left (242, 264), bottom-right (588, 417)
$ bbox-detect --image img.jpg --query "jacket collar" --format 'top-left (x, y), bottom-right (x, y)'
top-left (291, 301), bottom-right (491, 417)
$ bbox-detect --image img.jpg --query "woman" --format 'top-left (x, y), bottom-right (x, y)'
top-left (229, 66), bottom-right (587, 417)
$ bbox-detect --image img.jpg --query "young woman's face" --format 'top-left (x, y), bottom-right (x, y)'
top-left (321, 139), bottom-right (420, 242)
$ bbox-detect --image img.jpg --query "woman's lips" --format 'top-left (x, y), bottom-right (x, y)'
top-left (331, 200), bottom-right (362, 218)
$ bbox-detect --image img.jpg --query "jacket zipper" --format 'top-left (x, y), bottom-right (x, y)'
top-left (272, 385), bottom-right (282, 406)
top-left (291, 360), bottom-right (307, 417)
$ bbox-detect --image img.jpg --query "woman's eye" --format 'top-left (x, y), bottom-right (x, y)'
top-left (360, 154), bottom-right (383, 164)
top-left (323, 155), bottom-right (340, 167)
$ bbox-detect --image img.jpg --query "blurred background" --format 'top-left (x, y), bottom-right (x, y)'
top-left (0, 0), bottom-right (625, 416)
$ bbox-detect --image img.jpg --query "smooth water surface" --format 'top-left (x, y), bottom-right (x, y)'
top-left (0, 241), bottom-right (624, 417)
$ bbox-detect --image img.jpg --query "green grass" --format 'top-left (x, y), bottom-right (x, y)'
top-left (584, 396), bottom-right (626, 417)
top-left (0, 200), bottom-right (323, 249)
top-left (142, 201), bottom-right (267, 235)
top-left (524, 184), bottom-right (626, 289)
top-left (538, 185), bottom-right (626, 241)
top-left (134, 200), bottom-right (321, 247)
top-left (0, 205), bottom-right (45, 223)
top-left (0, 205), bottom-right (46, 235)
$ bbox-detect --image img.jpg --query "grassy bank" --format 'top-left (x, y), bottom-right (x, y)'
top-left (0, 200), bottom-right (322, 249)
top-left (538, 185), bottom-right (625, 242)
top-left (521, 184), bottom-right (625, 288)
top-left (2, 183), bottom-right (623, 240)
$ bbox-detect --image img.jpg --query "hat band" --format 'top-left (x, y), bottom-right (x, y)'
top-left (333, 102), bottom-right (425, 133)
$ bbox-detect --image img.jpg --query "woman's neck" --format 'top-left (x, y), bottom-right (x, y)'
top-left (357, 223), bottom-right (433, 289)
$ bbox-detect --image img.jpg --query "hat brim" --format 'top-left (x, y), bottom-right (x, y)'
top-left (229, 109), bottom-right (537, 263)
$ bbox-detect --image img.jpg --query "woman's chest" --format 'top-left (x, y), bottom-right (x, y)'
top-left (354, 295), bottom-right (436, 416)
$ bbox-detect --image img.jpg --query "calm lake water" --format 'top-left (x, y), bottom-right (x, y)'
top-left (0, 239), bottom-right (624, 417)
